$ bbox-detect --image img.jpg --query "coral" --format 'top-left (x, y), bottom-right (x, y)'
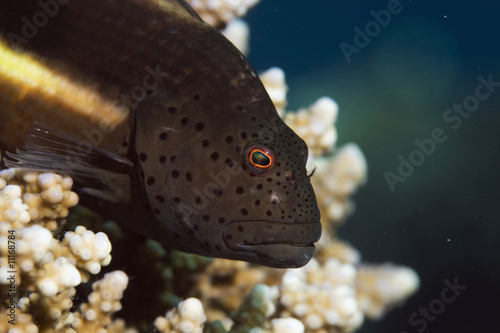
top-left (61, 226), bottom-right (112, 280)
top-left (72, 270), bottom-right (132, 333)
top-left (0, 169), bottom-right (79, 231)
top-left (260, 68), bottom-right (288, 117)
top-left (270, 318), bottom-right (305, 333)
top-left (355, 263), bottom-right (420, 320)
top-left (154, 298), bottom-right (207, 333)
top-left (310, 143), bottom-right (367, 229)
top-left (284, 97), bottom-right (339, 158)
top-left (221, 19), bottom-right (251, 55)
top-left (198, 259), bottom-right (270, 313)
top-left (36, 256), bottom-right (81, 297)
top-left (230, 284), bottom-right (278, 333)
top-left (187, 0), bottom-right (260, 27)
top-left (0, 169), bottom-right (125, 332)
top-left (279, 258), bottom-right (364, 332)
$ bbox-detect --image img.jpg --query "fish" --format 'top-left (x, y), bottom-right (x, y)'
top-left (0, 0), bottom-right (321, 268)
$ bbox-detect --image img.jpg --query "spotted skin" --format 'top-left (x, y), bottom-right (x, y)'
top-left (134, 88), bottom-right (321, 267)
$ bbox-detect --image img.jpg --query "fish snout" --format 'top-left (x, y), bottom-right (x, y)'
top-left (221, 220), bottom-right (322, 268)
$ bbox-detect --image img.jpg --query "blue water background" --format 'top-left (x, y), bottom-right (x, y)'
top-left (246, 0), bottom-right (500, 332)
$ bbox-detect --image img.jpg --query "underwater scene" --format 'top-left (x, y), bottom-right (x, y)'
top-left (0, 0), bottom-right (498, 332)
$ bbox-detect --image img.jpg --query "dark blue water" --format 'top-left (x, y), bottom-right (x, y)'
top-left (247, 1), bottom-right (500, 332)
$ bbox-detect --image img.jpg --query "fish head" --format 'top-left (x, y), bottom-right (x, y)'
top-left (135, 93), bottom-right (321, 268)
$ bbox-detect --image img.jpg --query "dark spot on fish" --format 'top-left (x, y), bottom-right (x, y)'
top-left (193, 94), bottom-right (200, 101)
top-left (139, 153), bottom-right (148, 161)
top-left (238, 225), bottom-right (244, 232)
top-left (170, 156), bottom-right (176, 162)
top-left (236, 146), bottom-right (241, 153)
top-left (159, 155), bottom-right (166, 163)
top-left (235, 104), bottom-right (244, 111)
top-left (225, 136), bottom-right (233, 144)
top-left (173, 197), bottom-right (180, 203)
top-left (266, 210), bottom-right (272, 216)
top-left (241, 208), bottom-right (248, 215)
top-left (236, 187), bottom-right (244, 194)
top-left (154, 208), bottom-right (160, 215)
top-left (202, 140), bottom-right (209, 147)
top-left (171, 170), bottom-right (179, 178)
top-left (257, 184), bottom-right (263, 190)
top-left (240, 132), bottom-right (247, 139)
top-left (195, 122), bottom-right (205, 132)
top-left (226, 234), bottom-right (233, 240)
top-left (186, 172), bottom-right (193, 181)
top-left (194, 196), bottom-right (203, 205)
top-left (203, 241), bottom-right (210, 247)
top-left (202, 215), bottom-right (210, 221)
top-left (213, 188), bottom-right (222, 196)
top-left (168, 106), bottom-right (177, 114)
top-left (147, 177), bottom-right (155, 186)
top-left (267, 225), bottom-right (272, 229)
top-left (218, 217), bottom-right (225, 223)
top-left (250, 116), bottom-right (256, 121)
top-left (181, 117), bottom-right (189, 125)
top-left (251, 133), bottom-right (258, 138)
top-left (266, 178), bottom-right (272, 182)
top-left (210, 152), bottom-right (219, 161)
top-left (254, 200), bottom-right (260, 206)
top-left (155, 195), bottom-right (165, 203)
top-left (225, 158), bottom-right (234, 167)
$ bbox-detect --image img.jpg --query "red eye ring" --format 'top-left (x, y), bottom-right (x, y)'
top-left (244, 146), bottom-right (274, 174)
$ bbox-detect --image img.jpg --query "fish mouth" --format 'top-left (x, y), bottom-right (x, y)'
top-left (221, 220), bottom-right (322, 268)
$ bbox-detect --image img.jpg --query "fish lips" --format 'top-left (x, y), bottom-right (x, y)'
top-left (222, 220), bottom-right (322, 268)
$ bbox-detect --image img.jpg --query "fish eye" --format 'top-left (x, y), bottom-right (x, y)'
top-left (243, 146), bottom-right (274, 174)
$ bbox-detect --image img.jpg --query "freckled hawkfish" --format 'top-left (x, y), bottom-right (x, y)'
top-left (0, 0), bottom-right (321, 268)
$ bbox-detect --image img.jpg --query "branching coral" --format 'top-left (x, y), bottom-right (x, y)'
top-left (355, 264), bottom-right (420, 320)
top-left (72, 271), bottom-right (132, 332)
top-left (280, 258), bottom-right (363, 332)
top-left (187, 0), bottom-right (260, 27)
top-left (0, 169), bottom-right (129, 332)
top-left (154, 298), bottom-right (207, 333)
